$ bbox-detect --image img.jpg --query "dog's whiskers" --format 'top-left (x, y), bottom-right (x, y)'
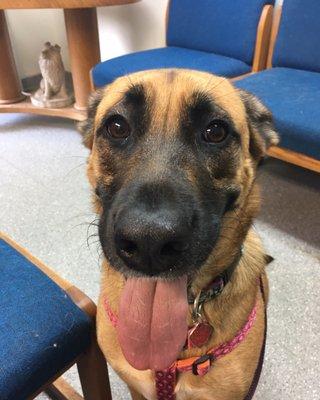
top-left (62, 161), bottom-right (87, 180)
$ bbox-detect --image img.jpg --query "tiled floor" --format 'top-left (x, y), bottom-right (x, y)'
top-left (0, 113), bottom-right (319, 399)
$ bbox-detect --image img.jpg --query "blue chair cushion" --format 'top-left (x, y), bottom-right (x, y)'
top-left (92, 46), bottom-right (251, 87)
top-left (0, 238), bottom-right (92, 400)
top-left (235, 68), bottom-right (320, 160)
top-left (273, 0), bottom-right (320, 73)
top-left (167, 0), bottom-right (274, 65)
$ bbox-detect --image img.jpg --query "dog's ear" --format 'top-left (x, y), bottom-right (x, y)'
top-left (238, 89), bottom-right (279, 163)
top-left (77, 89), bottom-right (104, 149)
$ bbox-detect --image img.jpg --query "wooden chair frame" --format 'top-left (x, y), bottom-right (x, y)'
top-left (0, 231), bottom-right (112, 400)
top-left (235, 5), bottom-right (320, 173)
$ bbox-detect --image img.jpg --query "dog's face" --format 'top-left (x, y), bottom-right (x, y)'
top-left (80, 69), bottom-right (278, 279)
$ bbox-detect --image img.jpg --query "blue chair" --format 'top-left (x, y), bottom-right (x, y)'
top-left (235, 0), bottom-right (320, 173)
top-left (0, 231), bottom-right (112, 400)
top-left (92, 0), bottom-right (275, 87)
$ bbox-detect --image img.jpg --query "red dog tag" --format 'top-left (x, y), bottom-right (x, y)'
top-left (188, 322), bottom-right (213, 349)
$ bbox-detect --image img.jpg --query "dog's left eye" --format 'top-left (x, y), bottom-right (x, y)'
top-left (105, 115), bottom-right (131, 140)
top-left (202, 120), bottom-right (229, 144)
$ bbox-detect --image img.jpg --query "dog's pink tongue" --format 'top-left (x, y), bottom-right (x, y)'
top-left (117, 276), bottom-right (188, 371)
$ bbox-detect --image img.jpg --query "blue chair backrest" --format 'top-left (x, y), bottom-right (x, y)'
top-left (273, 0), bottom-right (320, 72)
top-left (166, 0), bottom-right (274, 66)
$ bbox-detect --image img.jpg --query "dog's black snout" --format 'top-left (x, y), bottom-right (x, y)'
top-left (114, 207), bottom-right (192, 275)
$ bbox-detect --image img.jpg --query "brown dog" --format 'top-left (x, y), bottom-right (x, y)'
top-left (79, 69), bottom-right (278, 400)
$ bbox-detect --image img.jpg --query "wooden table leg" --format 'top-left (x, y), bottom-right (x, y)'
top-left (64, 7), bottom-right (100, 111)
top-left (77, 333), bottom-right (113, 400)
top-left (0, 10), bottom-right (24, 104)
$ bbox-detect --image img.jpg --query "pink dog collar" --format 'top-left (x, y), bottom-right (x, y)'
top-left (103, 277), bottom-right (266, 400)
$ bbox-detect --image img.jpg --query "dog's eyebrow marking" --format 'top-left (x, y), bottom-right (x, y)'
top-left (190, 91), bottom-right (213, 111)
top-left (186, 91), bottom-right (215, 124)
top-left (124, 83), bottom-right (146, 107)
top-left (186, 91), bottom-right (233, 124)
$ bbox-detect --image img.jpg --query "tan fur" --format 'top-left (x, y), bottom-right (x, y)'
top-left (83, 69), bottom-right (275, 400)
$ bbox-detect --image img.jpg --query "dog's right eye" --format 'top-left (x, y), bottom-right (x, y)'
top-left (202, 120), bottom-right (229, 144)
top-left (105, 115), bottom-right (131, 140)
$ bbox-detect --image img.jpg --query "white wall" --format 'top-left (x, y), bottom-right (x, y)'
top-left (6, 9), bottom-right (70, 78)
top-left (98, 1), bottom-right (167, 63)
top-left (7, 0), bottom-right (282, 79)
top-left (6, 1), bottom-right (167, 79)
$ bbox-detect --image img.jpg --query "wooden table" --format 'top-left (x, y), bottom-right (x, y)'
top-left (0, 0), bottom-right (139, 121)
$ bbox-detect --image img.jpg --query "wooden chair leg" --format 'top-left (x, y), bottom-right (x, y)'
top-left (77, 333), bottom-right (112, 400)
top-left (46, 377), bottom-right (83, 400)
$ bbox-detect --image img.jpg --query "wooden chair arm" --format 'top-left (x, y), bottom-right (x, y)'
top-left (252, 4), bottom-right (274, 72)
top-left (266, 5), bottom-right (283, 68)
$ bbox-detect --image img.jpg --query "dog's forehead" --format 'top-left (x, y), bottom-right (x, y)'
top-left (95, 69), bottom-right (247, 133)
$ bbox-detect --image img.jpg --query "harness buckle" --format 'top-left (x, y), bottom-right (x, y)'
top-left (192, 353), bottom-right (215, 375)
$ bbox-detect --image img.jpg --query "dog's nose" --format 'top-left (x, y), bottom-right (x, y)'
top-left (114, 207), bottom-right (191, 275)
